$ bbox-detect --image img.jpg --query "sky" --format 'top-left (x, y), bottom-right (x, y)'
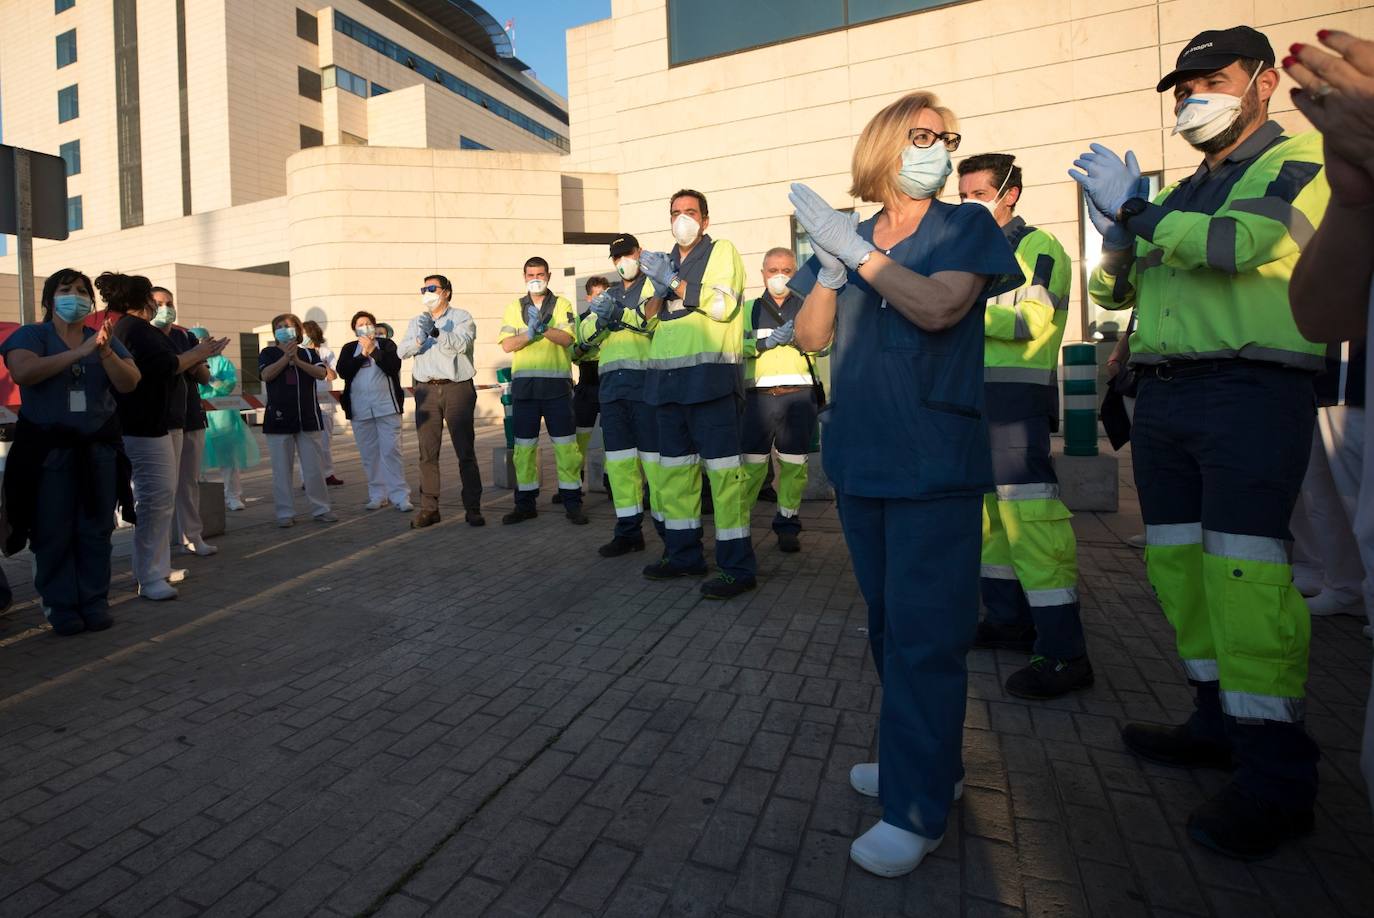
top-left (485, 0), bottom-right (610, 97)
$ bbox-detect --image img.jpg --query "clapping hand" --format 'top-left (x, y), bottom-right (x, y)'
top-left (638, 251), bottom-right (677, 290)
top-left (765, 320), bottom-right (796, 350)
top-left (1286, 30), bottom-right (1374, 206)
top-left (788, 184), bottom-right (873, 270)
top-left (1068, 145), bottom-right (1142, 220)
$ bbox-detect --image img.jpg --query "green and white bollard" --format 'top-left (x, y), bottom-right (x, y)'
top-left (1062, 343), bottom-right (1098, 457)
top-left (493, 367), bottom-right (519, 488)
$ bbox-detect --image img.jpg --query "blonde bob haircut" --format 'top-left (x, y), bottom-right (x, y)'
top-left (849, 91), bottom-right (957, 205)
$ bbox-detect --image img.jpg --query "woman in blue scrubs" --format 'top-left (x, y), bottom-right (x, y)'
top-left (790, 91), bottom-right (1022, 877)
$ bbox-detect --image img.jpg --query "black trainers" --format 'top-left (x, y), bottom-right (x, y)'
top-left (599, 535), bottom-right (646, 557)
top-left (1005, 655), bottom-right (1094, 699)
top-left (465, 510), bottom-right (486, 527)
top-left (1121, 721), bottom-right (1234, 770)
top-left (777, 532), bottom-right (801, 553)
top-left (1187, 783), bottom-right (1313, 861)
top-left (974, 620), bottom-right (1037, 653)
top-left (502, 508), bottom-right (537, 525)
top-left (566, 509), bottom-right (590, 525)
top-left (700, 573), bottom-right (757, 600)
top-left (642, 558), bottom-right (708, 580)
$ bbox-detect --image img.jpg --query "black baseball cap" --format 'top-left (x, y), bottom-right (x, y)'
top-left (608, 234), bottom-right (639, 258)
top-left (1156, 26), bottom-right (1275, 92)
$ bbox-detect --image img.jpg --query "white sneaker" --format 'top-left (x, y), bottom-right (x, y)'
top-left (139, 580), bottom-right (178, 601)
top-left (395, 500), bottom-right (414, 513)
top-left (168, 569), bottom-right (189, 584)
top-left (850, 821), bottom-right (943, 877)
top-left (1127, 533), bottom-right (1147, 549)
top-left (182, 539), bottom-right (218, 556)
top-left (848, 763), bottom-right (963, 801)
top-left (1306, 589), bottom-right (1364, 617)
top-left (226, 498), bottom-right (246, 511)
top-left (364, 498), bottom-right (389, 511)
top-left (314, 512), bottom-right (338, 523)
top-left (1293, 570), bottom-right (1323, 597)
top-left (277, 517), bottom-right (294, 528)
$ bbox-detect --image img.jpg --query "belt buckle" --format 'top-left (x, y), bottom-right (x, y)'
top-left (1155, 363), bottom-right (1173, 382)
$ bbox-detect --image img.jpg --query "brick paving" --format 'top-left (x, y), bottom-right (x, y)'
top-left (0, 424), bottom-right (1370, 917)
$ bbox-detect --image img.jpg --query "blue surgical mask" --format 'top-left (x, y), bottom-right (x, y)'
top-left (152, 305), bottom-right (176, 328)
top-left (355, 324), bottom-right (376, 338)
top-left (274, 327), bottom-right (297, 345)
top-left (897, 142), bottom-right (953, 200)
top-left (53, 293), bottom-right (93, 323)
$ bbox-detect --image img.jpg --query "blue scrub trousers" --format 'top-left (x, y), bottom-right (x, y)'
top-left (32, 444), bottom-right (119, 631)
top-left (600, 396), bottom-right (661, 541)
top-left (837, 490), bottom-right (981, 840)
top-left (980, 414), bottom-right (1086, 659)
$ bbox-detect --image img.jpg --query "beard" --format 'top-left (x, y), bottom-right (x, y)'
top-left (1192, 85), bottom-right (1260, 155)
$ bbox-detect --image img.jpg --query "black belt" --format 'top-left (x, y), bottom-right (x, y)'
top-left (756, 385), bottom-right (811, 396)
top-left (1136, 358), bottom-right (1307, 381)
top-left (417, 378), bottom-right (458, 385)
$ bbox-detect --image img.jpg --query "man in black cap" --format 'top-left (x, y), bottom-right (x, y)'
top-left (1072, 25), bottom-right (1330, 860)
top-left (577, 235), bottom-right (666, 556)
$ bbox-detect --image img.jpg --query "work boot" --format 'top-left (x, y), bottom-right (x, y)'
top-left (502, 508), bottom-right (537, 525)
top-left (642, 558), bottom-right (708, 581)
top-left (410, 509), bottom-right (441, 529)
top-left (1005, 655), bottom-right (1094, 699)
top-left (700, 573), bottom-right (757, 600)
top-left (1120, 722), bottom-right (1234, 769)
top-left (599, 535), bottom-right (645, 557)
top-left (566, 508), bottom-right (590, 525)
top-left (974, 620), bottom-right (1037, 653)
top-left (465, 510), bottom-right (486, 527)
top-left (1186, 783), bottom-right (1313, 861)
top-left (326, 475), bottom-right (345, 487)
top-left (777, 532), bottom-right (801, 553)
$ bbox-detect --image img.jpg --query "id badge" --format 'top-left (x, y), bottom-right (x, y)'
top-left (69, 389), bottom-right (87, 413)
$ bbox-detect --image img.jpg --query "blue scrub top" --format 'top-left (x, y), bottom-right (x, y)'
top-left (0, 322), bottom-right (131, 435)
top-left (791, 200), bottom-right (1023, 499)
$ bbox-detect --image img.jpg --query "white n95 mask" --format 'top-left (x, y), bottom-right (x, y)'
top-left (1173, 66), bottom-right (1260, 146)
top-left (765, 274), bottom-right (791, 297)
top-left (671, 214), bottom-right (701, 247)
top-left (526, 278), bottom-right (547, 295)
top-left (421, 292), bottom-right (441, 308)
top-left (616, 258), bottom-right (640, 280)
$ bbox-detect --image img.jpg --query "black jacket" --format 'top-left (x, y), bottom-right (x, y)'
top-left (335, 338), bottom-right (405, 420)
top-left (258, 346), bottom-right (326, 434)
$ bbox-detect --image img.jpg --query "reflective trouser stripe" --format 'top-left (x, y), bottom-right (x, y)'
top-left (776, 452), bottom-right (807, 518)
top-left (1184, 659), bottom-right (1219, 681)
top-left (980, 492), bottom-right (1079, 596)
top-left (980, 564), bottom-right (1017, 580)
top-left (1201, 542), bottom-right (1309, 722)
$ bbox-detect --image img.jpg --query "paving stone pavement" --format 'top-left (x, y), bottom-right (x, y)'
top-left (0, 423), bottom-right (1371, 917)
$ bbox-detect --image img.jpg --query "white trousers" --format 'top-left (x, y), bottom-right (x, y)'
top-left (123, 434), bottom-right (177, 587)
top-left (352, 413), bottom-right (410, 505)
top-left (1292, 406), bottom-right (1366, 600)
top-left (172, 428), bottom-right (205, 544)
top-left (223, 467), bottom-right (242, 503)
top-left (268, 431), bottom-right (330, 521)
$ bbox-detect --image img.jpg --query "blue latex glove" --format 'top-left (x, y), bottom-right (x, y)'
top-left (812, 226), bottom-right (856, 290)
top-left (638, 250), bottom-right (677, 291)
top-left (524, 304), bottom-right (542, 340)
top-left (417, 312), bottom-right (435, 337)
top-left (789, 183), bottom-right (873, 270)
top-left (1087, 176), bottom-right (1150, 252)
top-left (589, 292), bottom-right (618, 322)
top-left (1068, 144), bottom-right (1141, 220)
top-left (765, 320), bottom-right (795, 350)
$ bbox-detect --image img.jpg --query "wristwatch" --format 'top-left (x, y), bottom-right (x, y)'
top-left (856, 251), bottom-right (874, 268)
top-left (1117, 197), bottom-right (1149, 225)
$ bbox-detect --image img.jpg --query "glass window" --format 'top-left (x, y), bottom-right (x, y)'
top-left (67, 196), bottom-right (83, 232)
top-left (57, 85), bottom-right (79, 122)
top-left (295, 8), bottom-right (318, 44)
top-left (333, 12), bottom-right (569, 152)
top-left (1081, 172), bottom-right (1163, 339)
top-left (59, 140), bottom-right (81, 176)
top-left (56, 29), bottom-right (77, 68)
top-left (459, 136), bottom-right (491, 151)
top-left (370, 82), bottom-right (389, 96)
top-left (298, 67), bottom-right (322, 102)
top-left (300, 125), bottom-right (323, 149)
top-left (668, 0), bottom-right (958, 64)
top-left (55, 0), bottom-right (75, 12)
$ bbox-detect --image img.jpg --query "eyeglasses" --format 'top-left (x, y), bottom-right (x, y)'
top-left (420, 284), bottom-right (440, 294)
top-left (908, 128), bottom-right (961, 152)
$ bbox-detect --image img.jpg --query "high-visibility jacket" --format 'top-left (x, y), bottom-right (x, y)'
top-left (1089, 122), bottom-right (1328, 370)
top-left (643, 235), bottom-right (746, 406)
top-left (984, 218), bottom-right (1071, 388)
top-left (498, 292), bottom-right (576, 400)
top-left (578, 275), bottom-right (660, 403)
top-left (743, 292), bottom-right (818, 388)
